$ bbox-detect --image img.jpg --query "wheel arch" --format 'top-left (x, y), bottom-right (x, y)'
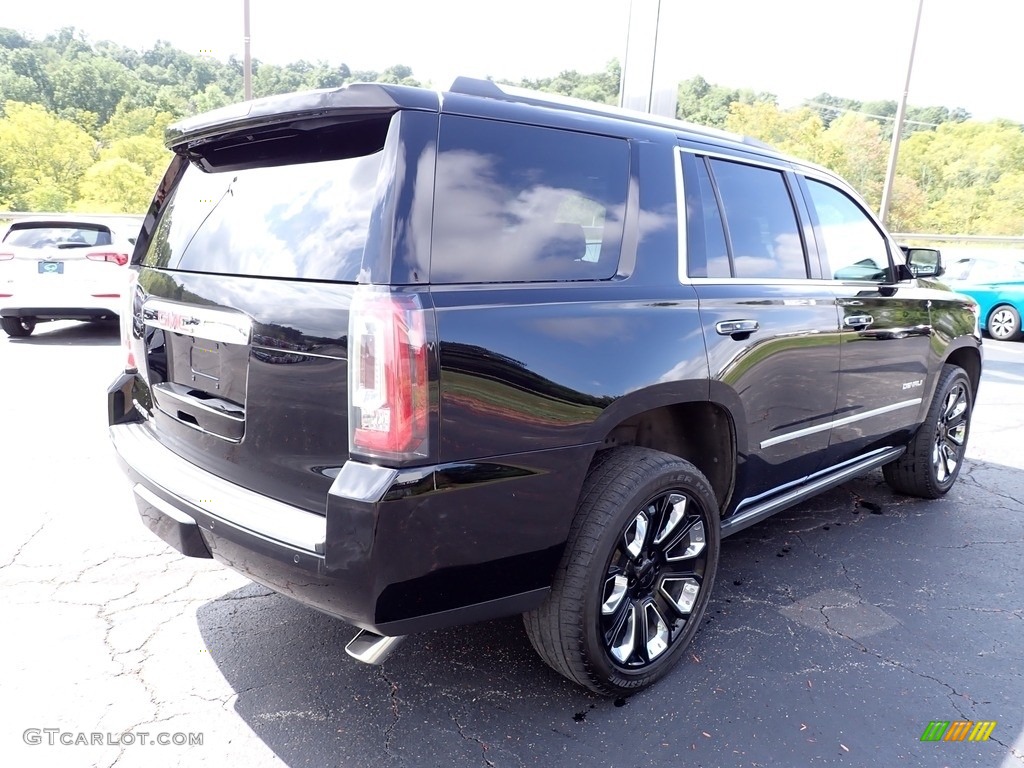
top-left (586, 381), bottom-right (742, 511)
top-left (943, 342), bottom-right (982, 398)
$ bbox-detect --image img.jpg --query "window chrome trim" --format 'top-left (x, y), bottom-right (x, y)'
top-left (673, 145), bottom-right (689, 285)
top-left (760, 398), bottom-right (923, 449)
top-left (688, 277), bottom-right (836, 286)
top-left (677, 144), bottom-right (797, 175)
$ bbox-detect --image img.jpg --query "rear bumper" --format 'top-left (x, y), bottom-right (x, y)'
top-left (1, 305), bottom-right (120, 320)
top-left (0, 280), bottom-right (122, 319)
top-left (108, 374), bottom-right (594, 636)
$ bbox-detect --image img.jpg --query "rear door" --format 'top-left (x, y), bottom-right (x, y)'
top-left (128, 114), bottom-right (397, 514)
top-left (681, 150), bottom-right (841, 504)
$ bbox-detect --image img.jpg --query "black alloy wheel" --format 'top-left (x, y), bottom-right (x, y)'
top-left (523, 447), bottom-right (720, 695)
top-left (930, 375), bottom-right (970, 486)
top-left (600, 489), bottom-right (710, 669)
top-left (883, 364), bottom-right (973, 498)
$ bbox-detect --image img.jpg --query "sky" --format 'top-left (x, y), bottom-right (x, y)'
top-left (3, 0), bottom-right (1024, 123)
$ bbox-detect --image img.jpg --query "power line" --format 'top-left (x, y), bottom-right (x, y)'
top-left (802, 100), bottom-right (941, 128)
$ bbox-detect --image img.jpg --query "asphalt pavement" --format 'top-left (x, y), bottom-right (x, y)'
top-left (1, 320), bottom-right (1022, 768)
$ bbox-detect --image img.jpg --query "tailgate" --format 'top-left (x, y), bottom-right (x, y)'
top-left (126, 111), bottom-right (396, 514)
top-left (133, 269), bottom-right (353, 513)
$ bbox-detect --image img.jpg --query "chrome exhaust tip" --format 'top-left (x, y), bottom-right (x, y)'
top-left (345, 630), bottom-right (406, 665)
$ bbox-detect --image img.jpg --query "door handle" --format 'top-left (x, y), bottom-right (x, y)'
top-left (715, 319), bottom-right (759, 338)
top-left (844, 314), bottom-right (874, 328)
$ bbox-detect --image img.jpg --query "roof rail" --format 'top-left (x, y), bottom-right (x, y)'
top-left (447, 76), bottom-right (774, 151)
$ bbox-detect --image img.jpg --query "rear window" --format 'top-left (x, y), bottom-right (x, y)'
top-left (4, 224), bottom-right (113, 248)
top-left (143, 122), bottom-right (387, 282)
top-left (431, 116), bottom-right (629, 283)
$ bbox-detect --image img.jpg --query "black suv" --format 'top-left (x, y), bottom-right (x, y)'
top-left (108, 78), bottom-right (982, 695)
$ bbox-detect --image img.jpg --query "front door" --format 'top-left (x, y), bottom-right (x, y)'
top-left (798, 176), bottom-right (934, 466)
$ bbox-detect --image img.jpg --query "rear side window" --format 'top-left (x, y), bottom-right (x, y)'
top-left (709, 159), bottom-right (807, 279)
top-left (142, 119), bottom-right (389, 282)
top-left (431, 116), bottom-right (629, 283)
top-left (682, 154), bottom-right (730, 278)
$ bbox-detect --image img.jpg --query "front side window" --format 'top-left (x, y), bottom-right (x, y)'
top-left (431, 116), bottom-right (629, 283)
top-left (710, 159), bottom-right (807, 279)
top-left (804, 179), bottom-right (891, 282)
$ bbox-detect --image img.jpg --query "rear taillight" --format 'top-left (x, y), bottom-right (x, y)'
top-left (349, 288), bottom-right (430, 461)
top-left (121, 270), bottom-right (138, 372)
top-left (86, 252), bottom-right (129, 266)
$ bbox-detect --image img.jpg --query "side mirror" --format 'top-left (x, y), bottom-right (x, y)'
top-left (900, 246), bottom-right (944, 278)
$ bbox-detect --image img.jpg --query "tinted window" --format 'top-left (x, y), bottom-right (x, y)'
top-left (4, 224), bottom-right (112, 248)
top-left (683, 155), bottom-right (730, 278)
top-left (710, 159), bottom-right (806, 279)
top-left (805, 179), bottom-right (891, 282)
top-left (142, 124), bottom-right (386, 282)
top-left (431, 116), bottom-right (628, 283)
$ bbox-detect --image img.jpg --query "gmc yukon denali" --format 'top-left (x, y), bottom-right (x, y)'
top-left (108, 78), bottom-right (982, 695)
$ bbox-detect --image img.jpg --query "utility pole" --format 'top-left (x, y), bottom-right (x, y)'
top-left (243, 0), bottom-right (252, 100)
top-left (619, 0), bottom-right (678, 118)
top-left (879, 0), bottom-right (925, 226)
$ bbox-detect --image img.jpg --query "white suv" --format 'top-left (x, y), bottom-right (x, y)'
top-left (0, 216), bottom-right (141, 337)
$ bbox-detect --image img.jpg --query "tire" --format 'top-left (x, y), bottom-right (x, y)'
top-left (987, 304), bottom-right (1022, 341)
top-left (1, 316), bottom-right (36, 337)
top-left (883, 364), bottom-right (973, 499)
top-left (523, 447), bottom-right (721, 696)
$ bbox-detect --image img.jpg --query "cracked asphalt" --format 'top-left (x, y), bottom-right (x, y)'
top-left (2, 321), bottom-right (1022, 768)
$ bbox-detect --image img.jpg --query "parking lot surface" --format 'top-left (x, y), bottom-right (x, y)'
top-left (2, 321), bottom-right (1022, 768)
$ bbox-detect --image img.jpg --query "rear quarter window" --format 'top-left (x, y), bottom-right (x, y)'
top-left (430, 116), bottom-right (629, 283)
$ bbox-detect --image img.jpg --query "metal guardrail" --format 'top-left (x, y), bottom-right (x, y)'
top-left (892, 233), bottom-right (1024, 245)
top-left (0, 211), bottom-right (145, 223)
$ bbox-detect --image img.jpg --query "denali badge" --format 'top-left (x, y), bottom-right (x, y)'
top-left (902, 379), bottom-right (924, 390)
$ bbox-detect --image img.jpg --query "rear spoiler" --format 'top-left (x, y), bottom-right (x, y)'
top-left (165, 82), bottom-right (439, 151)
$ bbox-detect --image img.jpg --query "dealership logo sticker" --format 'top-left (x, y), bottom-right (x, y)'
top-left (920, 721), bottom-right (997, 742)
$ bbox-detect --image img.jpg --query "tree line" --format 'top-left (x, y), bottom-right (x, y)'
top-left (1, 27), bottom-right (1021, 235)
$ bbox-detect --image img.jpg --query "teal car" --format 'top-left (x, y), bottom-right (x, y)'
top-left (944, 256), bottom-right (1024, 341)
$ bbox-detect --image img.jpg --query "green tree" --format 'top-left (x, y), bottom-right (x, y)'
top-left (724, 102), bottom-right (824, 161)
top-left (75, 157), bottom-right (154, 213)
top-left (189, 83), bottom-right (234, 115)
top-left (102, 135), bottom-right (169, 177)
top-left (252, 61), bottom-right (307, 98)
top-left (101, 104), bottom-right (174, 142)
top-left (817, 113), bottom-right (887, 207)
top-left (975, 172), bottom-right (1024, 235)
top-left (0, 100), bottom-right (95, 210)
top-left (678, 75), bottom-right (775, 128)
top-left (511, 60), bottom-right (621, 106)
top-left (377, 64), bottom-right (421, 87)
top-left (50, 55), bottom-right (133, 124)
